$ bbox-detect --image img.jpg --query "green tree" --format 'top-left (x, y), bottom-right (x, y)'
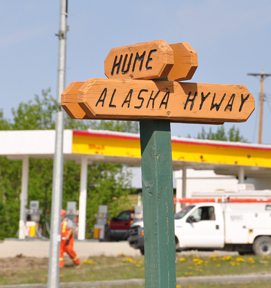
top-left (90, 120), bottom-right (139, 133)
top-left (0, 156), bottom-right (22, 239)
top-left (197, 125), bottom-right (247, 142)
top-left (11, 88), bottom-right (56, 130)
top-left (0, 89), bottom-right (135, 239)
top-left (0, 110), bottom-right (11, 130)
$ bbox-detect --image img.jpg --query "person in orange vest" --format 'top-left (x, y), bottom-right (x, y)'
top-left (59, 209), bottom-right (80, 268)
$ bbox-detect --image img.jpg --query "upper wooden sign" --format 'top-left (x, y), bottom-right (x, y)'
top-left (104, 40), bottom-right (174, 80)
top-left (167, 42), bottom-right (198, 81)
top-left (62, 78), bottom-right (255, 124)
top-left (104, 40), bottom-right (198, 81)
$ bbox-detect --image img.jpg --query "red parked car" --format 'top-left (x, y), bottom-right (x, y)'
top-left (109, 210), bottom-right (134, 241)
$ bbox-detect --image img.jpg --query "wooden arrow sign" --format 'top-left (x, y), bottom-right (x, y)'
top-left (104, 40), bottom-right (174, 80)
top-left (104, 40), bottom-right (198, 81)
top-left (61, 81), bottom-right (149, 121)
top-left (167, 42), bottom-right (198, 81)
top-left (61, 81), bottom-right (91, 119)
top-left (70, 78), bottom-right (255, 124)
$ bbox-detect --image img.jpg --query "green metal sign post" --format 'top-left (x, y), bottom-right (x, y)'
top-left (140, 119), bottom-right (176, 288)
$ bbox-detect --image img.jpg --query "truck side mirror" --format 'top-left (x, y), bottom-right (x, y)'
top-left (186, 216), bottom-right (196, 223)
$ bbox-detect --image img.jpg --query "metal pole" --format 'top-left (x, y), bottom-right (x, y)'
top-left (47, 0), bottom-right (67, 287)
top-left (258, 71), bottom-right (264, 144)
top-left (140, 119), bottom-right (176, 288)
top-left (247, 71), bottom-right (271, 144)
top-left (19, 156), bottom-right (29, 239)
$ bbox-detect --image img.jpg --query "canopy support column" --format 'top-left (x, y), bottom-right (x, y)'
top-left (19, 156), bottom-right (29, 239)
top-left (78, 157), bottom-right (88, 240)
top-left (238, 166), bottom-right (245, 183)
top-left (181, 167), bottom-right (187, 209)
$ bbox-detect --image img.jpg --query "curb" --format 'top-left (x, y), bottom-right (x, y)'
top-left (177, 273), bottom-right (271, 283)
top-left (1, 274), bottom-right (271, 287)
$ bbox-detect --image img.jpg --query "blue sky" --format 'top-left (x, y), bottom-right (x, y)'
top-left (1, 0), bottom-right (271, 144)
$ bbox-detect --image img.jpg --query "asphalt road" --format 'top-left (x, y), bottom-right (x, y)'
top-left (0, 238), bottom-right (239, 259)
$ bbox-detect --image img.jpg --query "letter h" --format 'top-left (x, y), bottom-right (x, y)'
top-left (111, 55), bottom-right (123, 76)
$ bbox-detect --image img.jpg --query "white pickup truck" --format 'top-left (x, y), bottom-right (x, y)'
top-left (174, 201), bottom-right (271, 255)
top-left (128, 188), bottom-right (271, 256)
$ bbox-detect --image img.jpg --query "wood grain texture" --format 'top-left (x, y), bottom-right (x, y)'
top-left (61, 81), bottom-right (91, 119)
top-left (167, 42), bottom-right (198, 81)
top-left (104, 40), bottom-right (174, 80)
top-left (77, 78), bottom-right (255, 123)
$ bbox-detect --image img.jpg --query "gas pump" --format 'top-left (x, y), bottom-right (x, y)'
top-left (131, 193), bottom-right (143, 223)
top-left (131, 205), bottom-right (143, 224)
top-left (26, 201), bottom-right (43, 238)
top-left (94, 205), bottom-right (110, 240)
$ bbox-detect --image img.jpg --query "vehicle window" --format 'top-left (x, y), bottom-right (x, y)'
top-left (189, 206), bottom-right (215, 222)
top-left (174, 205), bottom-right (195, 220)
top-left (190, 207), bottom-right (202, 222)
top-left (116, 211), bottom-right (130, 221)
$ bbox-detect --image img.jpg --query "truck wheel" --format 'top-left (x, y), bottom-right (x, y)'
top-left (140, 248), bottom-right (144, 255)
top-left (175, 236), bottom-right (180, 251)
top-left (253, 236), bottom-right (271, 256)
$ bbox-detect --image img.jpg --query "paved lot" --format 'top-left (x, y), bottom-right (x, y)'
top-left (0, 238), bottom-right (239, 259)
top-left (0, 239), bottom-right (141, 259)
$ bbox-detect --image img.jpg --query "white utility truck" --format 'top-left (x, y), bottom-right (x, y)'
top-left (128, 185), bottom-right (271, 255)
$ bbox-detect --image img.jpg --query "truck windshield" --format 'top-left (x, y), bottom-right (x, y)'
top-left (174, 205), bottom-right (195, 220)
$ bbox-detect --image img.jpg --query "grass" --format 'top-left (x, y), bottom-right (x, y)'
top-left (48, 282), bottom-right (271, 288)
top-left (0, 253), bottom-right (271, 286)
top-left (175, 253), bottom-right (271, 276)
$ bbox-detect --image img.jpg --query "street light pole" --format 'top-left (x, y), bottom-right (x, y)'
top-left (47, 0), bottom-right (68, 287)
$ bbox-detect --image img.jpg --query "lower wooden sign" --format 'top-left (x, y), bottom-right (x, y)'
top-left (61, 78), bottom-right (255, 124)
top-left (61, 81), bottom-right (91, 119)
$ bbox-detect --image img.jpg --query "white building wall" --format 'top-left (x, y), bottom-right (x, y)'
top-left (175, 170), bottom-right (238, 198)
top-left (128, 167), bottom-right (240, 194)
top-left (244, 177), bottom-right (271, 190)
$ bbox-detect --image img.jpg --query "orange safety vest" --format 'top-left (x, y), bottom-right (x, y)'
top-left (61, 219), bottom-right (72, 238)
top-left (59, 218), bottom-right (80, 267)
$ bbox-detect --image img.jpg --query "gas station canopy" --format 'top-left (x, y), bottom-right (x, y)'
top-left (1, 129), bottom-right (271, 177)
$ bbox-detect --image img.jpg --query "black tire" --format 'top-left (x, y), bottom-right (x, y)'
top-left (140, 248), bottom-right (144, 255)
top-left (253, 236), bottom-right (271, 256)
top-left (175, 236), bottom-right (180, 251)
